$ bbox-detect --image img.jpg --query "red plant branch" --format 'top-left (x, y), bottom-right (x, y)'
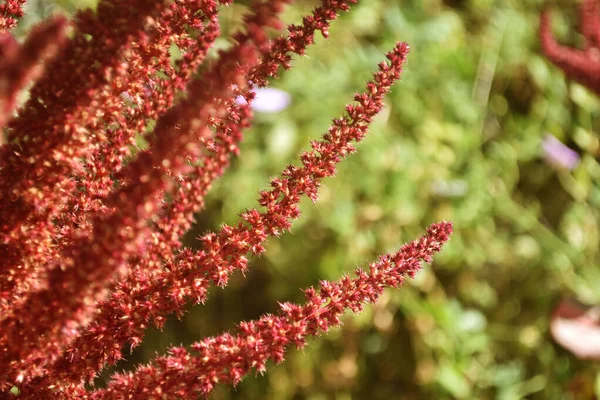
top-left (146, 0), bottom-right (360, 263)
top-left (86, 222), bottom-right (453, 400)
top-left (540, 0), bottom-right (600, 95)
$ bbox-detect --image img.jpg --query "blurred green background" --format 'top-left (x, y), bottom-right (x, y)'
top-left (15, 0), bottom-right (600, 398)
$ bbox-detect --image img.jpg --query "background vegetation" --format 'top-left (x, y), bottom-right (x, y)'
top-left (14, 0), bottom-right (600, 398)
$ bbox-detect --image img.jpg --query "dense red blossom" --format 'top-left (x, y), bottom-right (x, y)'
top-left (0, 0), bottom-right (171, 317)
top-left (37, 0), bottom-right (363, 391)
top-left (0, 0), bottom-right (286, 386)
top-left (0, 0), bottom-right (453, 398)
top-left (0, 0), bottom-right (25, 32)
top-left (540, 0), bottom-right (600, 95)
top-left (87, 222), bottom-right (453, 399)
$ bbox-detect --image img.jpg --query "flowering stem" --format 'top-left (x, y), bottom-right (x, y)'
top-left (89, 222), bottom-right (452, 399)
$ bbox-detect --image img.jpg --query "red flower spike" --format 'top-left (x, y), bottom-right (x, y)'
top-left (87, 222), bottom-right (452, 400)
top-left (0, 0), bottom-right (25, 33)
top-left (540, 0), bottom-right (600, 95)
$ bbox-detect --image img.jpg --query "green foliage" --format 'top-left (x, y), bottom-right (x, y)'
top-left (19, 0), bottom-right (600, 398)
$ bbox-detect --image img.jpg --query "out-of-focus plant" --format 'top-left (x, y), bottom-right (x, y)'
top-left (540, 0), bottom-right (600, 96)
top-left (0, 0), bottom-right (452, 398)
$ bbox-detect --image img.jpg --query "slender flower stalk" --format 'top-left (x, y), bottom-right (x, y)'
top-left (144, 0), bottom-right (359, 263)
top-left (539, 0), bottom-right (600, 95)
top-left (86, 222), bottom-right (452, 400)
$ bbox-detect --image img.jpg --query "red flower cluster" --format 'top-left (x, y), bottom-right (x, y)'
top-left (0, 0), bottom-right (452, 398)
top-left (87, 222), bottom-right (453, 399)
top-left (540, 0), bottom-right (600, 94)
top-left (0, 0), bottom-right (25, 33)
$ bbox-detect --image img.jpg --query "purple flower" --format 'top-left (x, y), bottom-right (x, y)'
top-left (542, 134), bottom-right (580, 170)
top-left (237, 87), bottom-right (291, 113)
